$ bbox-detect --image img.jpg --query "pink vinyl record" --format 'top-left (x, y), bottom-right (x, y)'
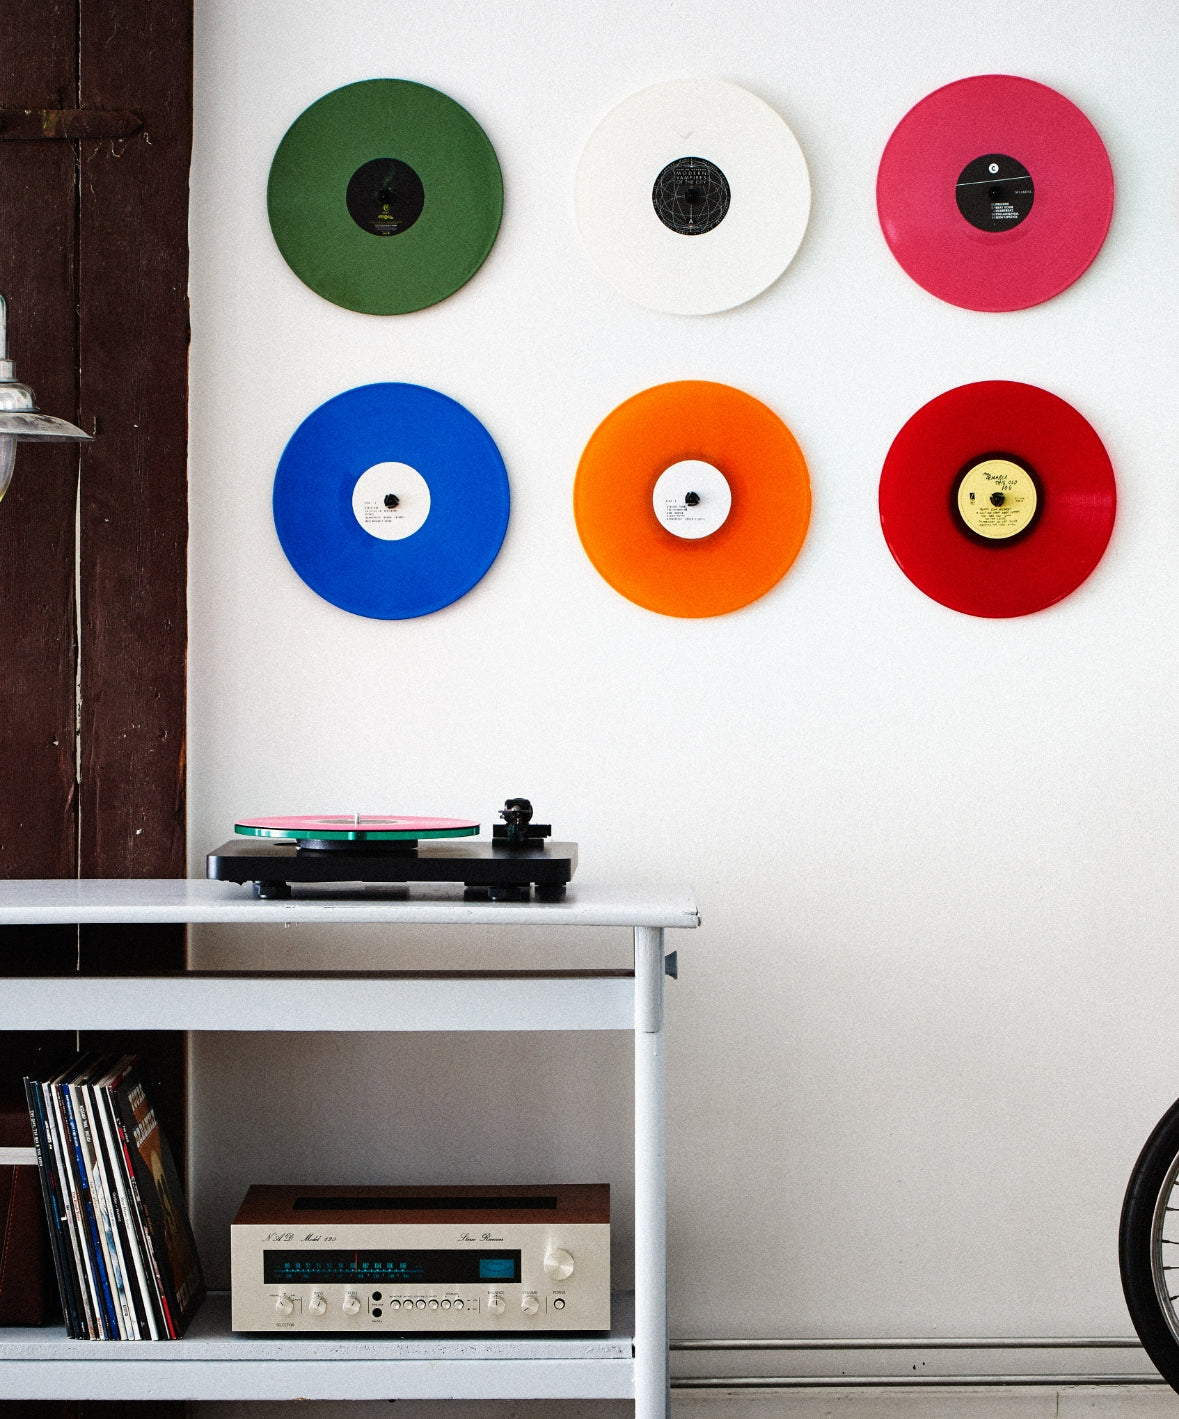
top-left (876, 74), bottom-right (1113, 312)
top-left (235, 815), bottom-right (479, 841)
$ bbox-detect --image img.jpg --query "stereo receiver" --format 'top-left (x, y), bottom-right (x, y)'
top-left (231, 1183), bottom-right (610, 1332)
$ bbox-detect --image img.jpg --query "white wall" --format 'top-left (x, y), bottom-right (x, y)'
top-left (187, 0), bottom-right (1179, 1400)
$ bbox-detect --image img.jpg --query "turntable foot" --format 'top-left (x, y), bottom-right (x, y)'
top-left (255, 879), bottom-right (291, 900)
top-left (488, 883), bottom-right (531, 902)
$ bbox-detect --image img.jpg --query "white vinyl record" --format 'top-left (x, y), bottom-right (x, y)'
top-left (574, 78), bottom-right (810, 315)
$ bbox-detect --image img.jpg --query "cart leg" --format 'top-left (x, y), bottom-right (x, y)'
top-left (634, 924), bottom-right (668, 1419)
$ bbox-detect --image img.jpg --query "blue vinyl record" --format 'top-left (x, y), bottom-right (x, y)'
top-left (273, 383), bottom-right (510, 619)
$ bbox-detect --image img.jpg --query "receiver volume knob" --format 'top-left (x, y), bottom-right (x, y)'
top-left (342, 1291), bottom-right (361, 1315)
top-left (521, 1293), bottom-right (540, 1315)
top-left (544, 1248), bottom-right (574, 1281)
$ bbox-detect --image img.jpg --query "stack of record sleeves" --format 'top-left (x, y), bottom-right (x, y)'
top-left (23, 1054), bottom-right (205, 1339)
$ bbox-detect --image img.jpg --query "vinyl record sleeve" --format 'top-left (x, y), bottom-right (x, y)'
top-left (575, 79), bottom-right (810, 314)
top-left (876, 74), bottom-right (1113, 312)
top-left (268, 79), bottom-right (503, 314)
top-left (878, 380), bottom-right (1116, 617)
top-left (574, 381), bottom-right (810, 616)
top-left (273, 383), bottom-right (510, 620)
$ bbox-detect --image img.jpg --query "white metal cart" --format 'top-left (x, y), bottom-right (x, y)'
top-left (0, 879), bottom-right (698, 1413)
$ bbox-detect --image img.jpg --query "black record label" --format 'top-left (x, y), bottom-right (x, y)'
top-left (652, 156), bottom-right (731, 235)
top-left (346, 157), bottom-right (425, 236)
top-left (955, 153), bottom-right (1034, 232)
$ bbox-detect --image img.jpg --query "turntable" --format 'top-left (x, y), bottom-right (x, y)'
top-left (207, 798), bottom-right (576, 901)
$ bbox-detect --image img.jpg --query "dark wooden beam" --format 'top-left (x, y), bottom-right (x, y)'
top-left (0, 1), bottom-right (191, 1405)
top-left (0, 0), bottom-right (80, 894)
top-left (76, 0), bottom-right (190, 884)
top-left (0, 108), bottom-right (141, 140)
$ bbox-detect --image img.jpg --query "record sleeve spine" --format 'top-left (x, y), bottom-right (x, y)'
top-left (22, 1077), bottom-right (81, 1338)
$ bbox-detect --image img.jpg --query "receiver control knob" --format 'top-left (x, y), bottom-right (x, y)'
top-left (275, 1292), bottom-right (294, 1316)
top-left (342, 1291), bottom-right (361, 1315)
top-left (487, 1293), bottom-right (506, 1314)
top-left (521, 1293), bottom-right (540, 1315)
top-left (308, 1291), bottom-right (327, 1316)
top-left (544, 1248), bottom-right (574, 1281)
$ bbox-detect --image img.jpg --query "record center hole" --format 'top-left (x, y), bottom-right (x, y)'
top-left (990, 491), bottom-right (1006, 506)
top-left (684, 491), bottom-right (701, 506)
top-left (384, 493), bottom-right (400, 509)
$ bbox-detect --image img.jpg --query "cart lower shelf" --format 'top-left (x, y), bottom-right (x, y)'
top-left (0, 1291), bottom-right (637, 1400)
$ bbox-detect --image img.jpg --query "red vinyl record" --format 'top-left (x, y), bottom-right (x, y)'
top-left (876, 75), bottom-right (1113, 312)
top-left (879, 380), bottom-right (1115, 618)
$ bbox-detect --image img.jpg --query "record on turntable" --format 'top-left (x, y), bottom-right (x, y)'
top-left (876, 74), bottom-right (1113, 311)
top-left (272, 382), bottom-right (510, 620)
top-left (574, 78), bottom-right (810, 314)
top-left (574, 380), bottom-right (811, 616)
top-left (268, 78), bottom-right (503, 314)
top-left (208, 799), bottom-right (575, 902)
top-left (878, 379), bottom-right (1116, 617)
top-left (235, 815), bottom-right (480, 843)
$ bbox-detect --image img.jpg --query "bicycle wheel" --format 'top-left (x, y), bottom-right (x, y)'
top-left (1120, 1095), bottom-right (1179, 1390)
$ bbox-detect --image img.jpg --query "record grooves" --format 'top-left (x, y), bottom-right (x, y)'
top-left (272, 383), bottom-right (510, 620)
top-left (268, 78), bottom-right (503, 314)
top-left (876, 74), bottom-right (1113, 311)
top-left (575, 78), bottom-right (810, 314)
top-left (878, 380), bottom-right (1115, 618)
top-left (575, 381), bottom-right (811, 617)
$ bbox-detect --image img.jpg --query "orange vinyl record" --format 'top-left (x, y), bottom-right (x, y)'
top-left (574, 381), bottom-right (810, 617)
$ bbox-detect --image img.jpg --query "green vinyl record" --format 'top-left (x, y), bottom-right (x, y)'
top-left (267, 79), bottom-right (503, 314)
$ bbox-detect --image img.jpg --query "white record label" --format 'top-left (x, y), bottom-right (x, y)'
top-left (575, 78), bottom-right (811, 315)
top-left (352, 461), bottom-right (431, 541)
top-left (652, 460), bottom-right (732, 539)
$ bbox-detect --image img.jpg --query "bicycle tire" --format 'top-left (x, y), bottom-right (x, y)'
top-left (1120, 1094), bottom-right (1179, 1390)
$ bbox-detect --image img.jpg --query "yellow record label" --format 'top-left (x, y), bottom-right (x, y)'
top-left (955, 458), bottom-right (1038, 539)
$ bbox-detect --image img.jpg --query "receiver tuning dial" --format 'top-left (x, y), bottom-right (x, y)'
top-left (544, 1247), bottom-right (574, 1281)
